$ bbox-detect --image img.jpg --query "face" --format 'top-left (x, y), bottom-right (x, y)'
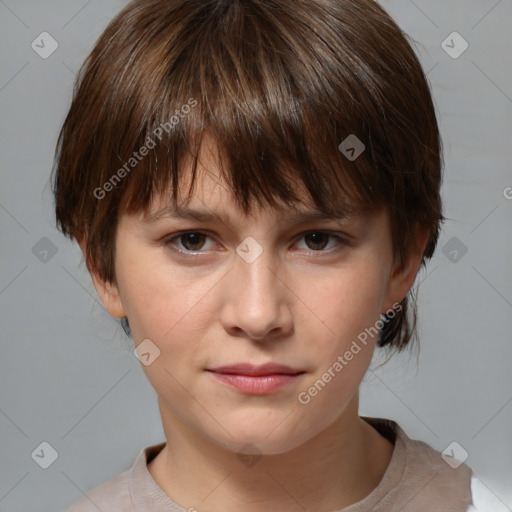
top-left (90, 138), bottom-right (422, 456)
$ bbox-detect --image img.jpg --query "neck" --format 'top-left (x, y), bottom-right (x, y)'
top-left (148, 395), bottom-right (394, 512)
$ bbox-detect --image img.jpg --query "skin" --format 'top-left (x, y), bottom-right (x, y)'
top-left (83, 135), bottom-right (429, 511)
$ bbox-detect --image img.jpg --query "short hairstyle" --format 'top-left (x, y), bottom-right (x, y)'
top-left (52, 0), bottom-right (443, 351)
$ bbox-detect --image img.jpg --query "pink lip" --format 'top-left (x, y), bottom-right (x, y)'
top-left (207, 363), bottom-right (305, 395)
top-left (209, 363), bottom-right (302, 376)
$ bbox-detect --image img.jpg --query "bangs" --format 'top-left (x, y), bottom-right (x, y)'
top-left (77, 0), bottom-right (401, 221)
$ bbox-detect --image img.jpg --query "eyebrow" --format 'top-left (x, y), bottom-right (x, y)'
top-left (144, 205), bottom-right (355, 226)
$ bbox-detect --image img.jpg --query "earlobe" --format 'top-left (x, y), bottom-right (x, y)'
top-left (383, 226), bottom-right (430, 313)
top-left (78, 239), bottom-right (127, 318)
top-left (89, 272), bottom-right (127, 318)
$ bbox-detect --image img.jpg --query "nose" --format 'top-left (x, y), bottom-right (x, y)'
top-left (220, 247), bottom-right (293, 342)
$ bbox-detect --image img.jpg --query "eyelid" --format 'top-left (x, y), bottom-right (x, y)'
top-left (162, 230), bottom-right (219, 254)
top-left (162, 229), bottom-right (353, 255)
top-left (291, 231), bottom-right (352, 255)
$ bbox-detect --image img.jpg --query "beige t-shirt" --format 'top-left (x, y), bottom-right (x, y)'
top-left (65, 417), bottom-right (474, 511)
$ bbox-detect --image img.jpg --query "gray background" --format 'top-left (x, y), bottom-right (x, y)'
top-left (1, 1), bottom-right (511, 511)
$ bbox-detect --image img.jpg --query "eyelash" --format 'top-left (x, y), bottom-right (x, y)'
top-left (162, 230), bottom-right (351, 256)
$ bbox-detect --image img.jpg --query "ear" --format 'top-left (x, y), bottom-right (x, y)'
top-left (382, 225), bottom-right (430, 313)
top-left (78, 239), bottom-right (127, 318)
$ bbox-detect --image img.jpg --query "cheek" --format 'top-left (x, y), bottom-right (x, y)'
top-left (292, 282), bottom-right (382, 435)
top-left (291, 261), bottom-right (388, 396)
top-left (116, 257), bottom-right (215, 395)
top-left (296, 260), bottom-right (390, 353)
top-left (115, 248), bottom-right (211, 345)
top-left (115, 257), bottom-right (233, 409)
top-left (284, 259), bottom-right (389, 401)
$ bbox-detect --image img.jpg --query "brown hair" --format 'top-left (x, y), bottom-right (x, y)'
top-left (52, 0), bottom-right (443, 351)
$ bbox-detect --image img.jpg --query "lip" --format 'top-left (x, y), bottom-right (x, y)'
top-left (206, 363), bottom-right (305, 395)
top-left (208, 362), bottom-right (303, 376)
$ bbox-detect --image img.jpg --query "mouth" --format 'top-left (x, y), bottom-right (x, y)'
top-left (206, 363), bottom-right (306, 395)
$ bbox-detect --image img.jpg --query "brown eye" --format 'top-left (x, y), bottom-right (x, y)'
top-left (304, 232), bottom-right (330, 251)
top-left (164, 231), bottom-right (214, 253)
top-left (179, 232), bottom-right (207, 251)
top-left (294, 231), bottom-right (350, 254)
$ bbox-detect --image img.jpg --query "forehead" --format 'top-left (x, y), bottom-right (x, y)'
top-left (142, 131), bottom-right (361, 224)
top-left (144, 164), bottom-right (359, 229)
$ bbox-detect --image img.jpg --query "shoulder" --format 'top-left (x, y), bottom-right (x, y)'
top-left (363, 417), bottom-right (473, 511)
top-left (391, 423), bottom-right (504, 512)
top-left (398, 429), bottom-right (473, 505)
top-left (65, 468), bottom-right (132, 512)
top-left (64, 442), bottom-right (167, 512)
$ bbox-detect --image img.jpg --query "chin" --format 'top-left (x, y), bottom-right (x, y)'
top-left (205, 413), bottom-right (315, 456)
